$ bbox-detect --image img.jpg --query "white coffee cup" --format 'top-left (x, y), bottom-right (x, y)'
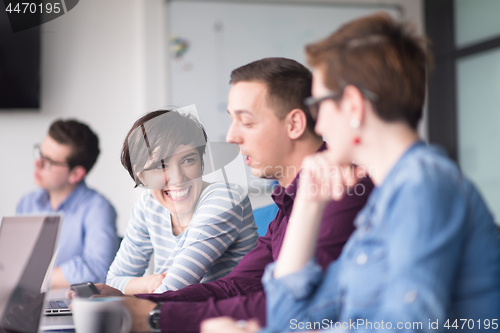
top-left (71, 297), bottom-right (132, 333)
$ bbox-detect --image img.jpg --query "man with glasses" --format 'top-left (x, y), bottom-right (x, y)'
top-left (16, 119), bottom-right (119, 288)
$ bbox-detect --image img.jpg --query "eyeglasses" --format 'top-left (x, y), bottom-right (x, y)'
top-left (304, 92), bottom-right (341, 120)
top-left (304, 86), bottom-right (378, 120)
top-left (33, 144), bottom-right (70, 170)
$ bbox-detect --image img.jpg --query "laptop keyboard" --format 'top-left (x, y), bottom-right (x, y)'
top-left (44, 300), bottom-right (71, 315)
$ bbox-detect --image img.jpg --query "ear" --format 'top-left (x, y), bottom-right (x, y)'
top-left (68, 166), bottom-right (87, 185)
top-left (286, 108), bottom-right (308, 140)
top-left (341, 85), bottom-right (366, 125)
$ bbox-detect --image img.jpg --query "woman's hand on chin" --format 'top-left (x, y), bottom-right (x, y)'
top-left (299, 151), bottom-right (363, 202)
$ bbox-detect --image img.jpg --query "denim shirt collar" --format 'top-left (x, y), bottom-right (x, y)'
top-left (379, 140), bottom-right (426, 189)
top-left (354, 140), bottom-right (426, 229)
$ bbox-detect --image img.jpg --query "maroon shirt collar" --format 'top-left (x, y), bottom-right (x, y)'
top-left (271, 142), bottom-right (327, 209)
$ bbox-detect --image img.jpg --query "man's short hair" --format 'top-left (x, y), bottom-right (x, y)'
top-left (230, 57), bottom-right (318, 134)
top-left (121, 110), bottom-right (208, 188)
top-left (48, 119), bottom-right (100, 173)
top-left (306, 13), bottom-right (432, 129)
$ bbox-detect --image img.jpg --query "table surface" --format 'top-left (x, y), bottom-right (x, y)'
top-left (46, 288), bottom-right (70, 300)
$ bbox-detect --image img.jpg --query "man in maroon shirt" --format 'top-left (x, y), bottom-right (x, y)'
top-left (86, 58), bottom-right (373, 332)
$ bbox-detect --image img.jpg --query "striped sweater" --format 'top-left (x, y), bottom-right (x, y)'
top-left (106, 182), bottom-right (258, 293)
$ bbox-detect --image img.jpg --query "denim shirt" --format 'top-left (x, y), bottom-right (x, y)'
top-left (262, 142), bottom-right (500, 332)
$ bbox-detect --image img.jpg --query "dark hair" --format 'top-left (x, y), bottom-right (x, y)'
top-left (121, 110), bottom-right (208, 187)
top-left (306, 13), bottom-right (432, 129)
top-left (48, 119), bottom-right (100, 173)
top-left (230, 57), bottom-right (318, 134)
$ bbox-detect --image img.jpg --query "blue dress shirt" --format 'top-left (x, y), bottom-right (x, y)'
top-left (16, 181), bottom-right (119, 284)
top-left (262, 142), bottom-right (500, 332)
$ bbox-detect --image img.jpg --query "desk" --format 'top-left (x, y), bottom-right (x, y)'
top-left (46, 288), bottom-right (69, 300)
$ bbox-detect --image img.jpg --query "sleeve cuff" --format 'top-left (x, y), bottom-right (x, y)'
top-left (262, 259), bottom-right (323, 300)
top-left (117, 277), bottom-right (134, 294)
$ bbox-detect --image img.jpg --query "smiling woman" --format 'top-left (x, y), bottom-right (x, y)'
top-left (105, 109), bottom-right (258, 295)
top-left (139, 144), bottom-right (205, 226)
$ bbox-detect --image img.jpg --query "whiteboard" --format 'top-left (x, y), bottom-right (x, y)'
top-left (168, 1), bottom-right (401, 141)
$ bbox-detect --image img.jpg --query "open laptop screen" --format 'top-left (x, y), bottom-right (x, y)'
top-left (0, 215), bottom-right (60, 333)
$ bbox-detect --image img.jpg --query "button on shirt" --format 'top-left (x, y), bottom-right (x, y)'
top-left (262, 142), bottom-right (500, 333)
top-left (16, 181), bottom-right (119, 284)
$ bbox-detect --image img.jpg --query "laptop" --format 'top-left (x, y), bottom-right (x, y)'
top-left (40, 288), bottom-right (75, 331)
top-left (0, 215), bottom-right (63, 333)
top-left (44, 299), bottom-right (71, 315)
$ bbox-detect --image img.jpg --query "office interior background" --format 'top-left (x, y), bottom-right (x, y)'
top-left (0, 0), bottom-right (498, 235)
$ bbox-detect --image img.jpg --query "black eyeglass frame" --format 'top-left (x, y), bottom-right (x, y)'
top-left (33, 144), bottom-right (70, 170)
top-left (304, 85), bottom-right (379, 119)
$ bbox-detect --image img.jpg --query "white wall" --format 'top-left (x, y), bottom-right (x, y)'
top-left (0, 0), bottom-right (168, 235)
top-left (0, 0), bottom-right (422, 234)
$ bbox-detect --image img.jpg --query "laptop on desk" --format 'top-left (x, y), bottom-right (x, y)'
top-left (44, 299), bottom-right (72, 316)
top-left (0, 215), bottom-right (74, 333)
top-left (39, 288), bottom-right (74, 331)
